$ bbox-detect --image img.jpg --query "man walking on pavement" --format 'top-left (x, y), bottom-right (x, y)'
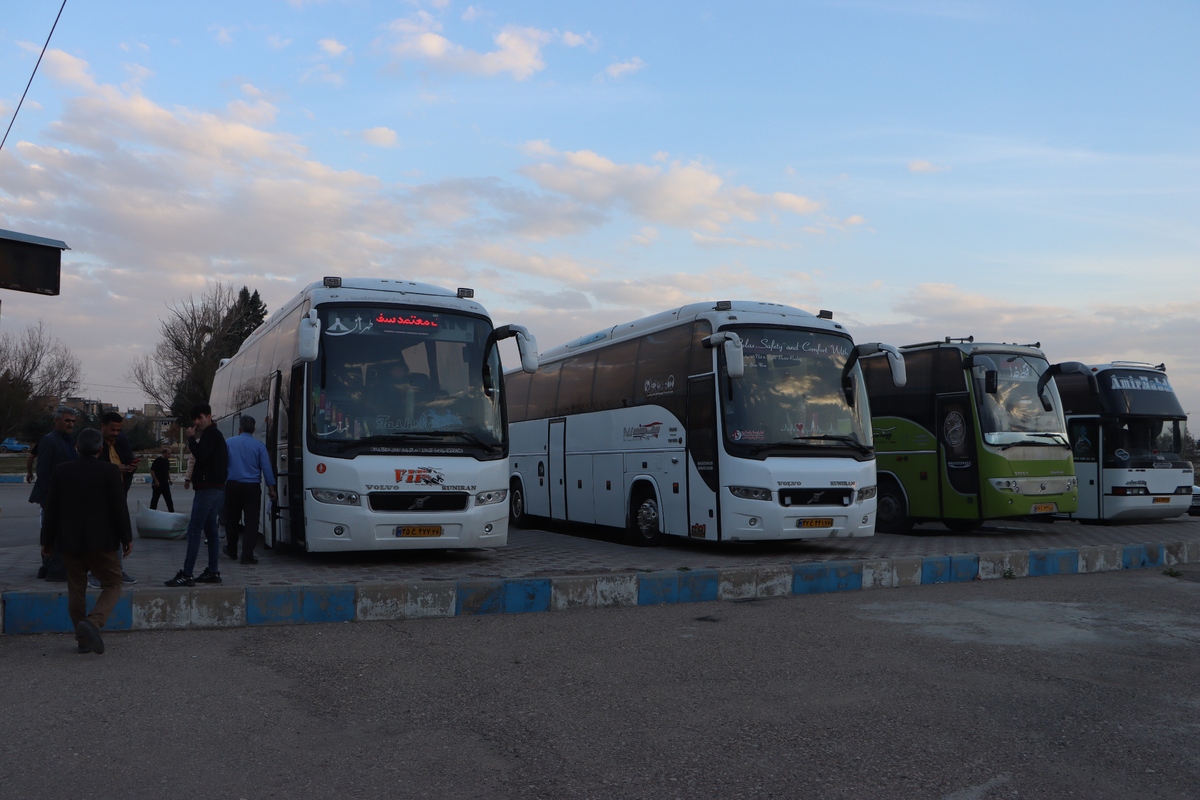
top-left (223, 415), bottom-right (277, 565)
top-left (165, 404), bottom-right (227, 587)
top-left (40, 427), bottom-right (133, 655)
top-left (28, 406), bottom-right (78, 581)
top-left (150, 447), bottom-right (175, 512)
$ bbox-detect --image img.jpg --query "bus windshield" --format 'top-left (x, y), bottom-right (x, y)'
top-left (975, 354), bottom-right (1067, 446)
top-left (309, 306), bottom-right (505, 455)
top-left (722, 328), bottom-right (871, 454)
top-left (1103, 418), bottom-right (1183, 465)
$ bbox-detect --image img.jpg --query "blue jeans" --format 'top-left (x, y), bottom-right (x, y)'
top-left (183, 488), bottom-right (224, 576)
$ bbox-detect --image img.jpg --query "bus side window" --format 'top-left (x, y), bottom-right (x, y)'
top-left (526, 360), bottom-right (563, 420)
top-left (866, 349), bottom-right (936, 433)
top-left (934, 348), bottom-right (965, 393)
top-left (1067, 419), bottom-right (1098, 462)
top-left (557, 353), bottom-right (597, 416)
top-left (688, 319), bottom-right (713, 376)
top-left (505, 370), bottom-right (531, 423)
top-left (592, 339), bottom-right (639, 412)
top-left (634, 323), bottom-right (691, 419)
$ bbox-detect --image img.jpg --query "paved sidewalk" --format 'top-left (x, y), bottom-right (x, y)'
top-left (3, 479), bottom-right (1198, 590)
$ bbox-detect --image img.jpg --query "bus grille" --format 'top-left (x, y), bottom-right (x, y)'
top-left (778, 488), bottom-right (854, 507)
top-left (368, 492), bottom-right (469, 512)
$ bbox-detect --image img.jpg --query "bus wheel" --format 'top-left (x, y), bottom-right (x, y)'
top-left (509, 480), bottom-right (527, 528)
top-left (876, 479), bottom-right (913, 535)
top-left (627, 488), bottom-right (664, 547)
top-left (943, 519), bottom-right (980, 533)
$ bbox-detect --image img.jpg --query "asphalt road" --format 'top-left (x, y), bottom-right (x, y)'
top-left (2, 569), bottom-right (1198, 799)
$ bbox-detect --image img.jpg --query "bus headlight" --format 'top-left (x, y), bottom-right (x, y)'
top-left (1065, 477), bottom-right (1078, 490)
top-left (856, 486), bottom-right (877, 502)
top-left (990, 479), bottom-right (1020, 493)
top-left (475, 489), bottom-right (508, 506)
top-left (311, 488), bottom-right (361, 506)
top-left (730, 486), bottom-right (772, 501)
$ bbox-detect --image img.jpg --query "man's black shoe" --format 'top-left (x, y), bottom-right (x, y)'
top-left (164, 571), bottom-right (195, 587)
top-left (37, 565), bottom-right (47, 579)
top-left (75, 619), bottom-right (104, 655)
top-left (224, 545), bottom-right (237, 560)
top-left (195, 569), bottom-right (222, 584)
top-left (77, 642), bottom-right (92, 654)
top-left (240, 556), bottom-right (259, 565)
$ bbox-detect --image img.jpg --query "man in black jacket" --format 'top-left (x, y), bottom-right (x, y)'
top-left (165, 403), bottom-right (228, 587)
top-left (40, 427), bottom-right (133, 655)
top-left (29, 405), bottom-right (79, 581)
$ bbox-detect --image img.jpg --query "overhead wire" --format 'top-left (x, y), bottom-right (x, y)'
top-left (0, 0), bottom-right (68, 154)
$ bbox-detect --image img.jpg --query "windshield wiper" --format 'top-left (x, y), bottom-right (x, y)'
top-left (378, 429), bottom-right (502, 451)
top-left (792, 434), bottom-right (874, 456)
top-left (996, 434), bottom-right (1069, 451)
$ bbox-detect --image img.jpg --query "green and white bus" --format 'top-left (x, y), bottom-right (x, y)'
top-left (861, 338), bottom-right (1082, 533)
top-left (1054, 361), bottom-right (1193, 522)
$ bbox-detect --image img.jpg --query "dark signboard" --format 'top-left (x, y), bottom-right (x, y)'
top-left (0, 228), bottom-right (69, 296)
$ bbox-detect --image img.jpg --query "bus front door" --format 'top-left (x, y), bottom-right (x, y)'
top-left (1067, 418), bottom-right (1101, 518)
top-left (686, 376), bottom-right (720, 541)
top-left (548, 419), bottom-right (566, 519)
top-left (936, 393), bottom-right (981, 520)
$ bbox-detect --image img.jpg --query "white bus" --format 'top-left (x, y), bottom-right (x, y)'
top-left (1054, 361), bottom-right (1193, 522)
top-left (504, 301), bottom-right (906, 545)
top-left (209, 277), bottom-right (538, 552)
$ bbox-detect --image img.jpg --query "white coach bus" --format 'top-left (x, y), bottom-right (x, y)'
top-left (209, 277), bottom-right (537, 552)
top-left (1053, 361), bottom-right (1193, 522)
top-left (504, 301), bottom-right (906, 545)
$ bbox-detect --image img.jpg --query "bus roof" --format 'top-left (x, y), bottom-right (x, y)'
top-left (1083, 361), bottom-right (1168, 374)
top-left (537, 300), bottom-right (848, 362)
top-left (898, 339), bottom-right (1047, 358)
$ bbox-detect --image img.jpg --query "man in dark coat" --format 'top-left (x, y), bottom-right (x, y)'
top-left (150, 447), bottom-right (175, 512)
top-left (29, 405), bottom-right (79, 581)
top-left (99, 411), bottom-right (139, 494)
top-left (40, 427), bottom-right (133, 655)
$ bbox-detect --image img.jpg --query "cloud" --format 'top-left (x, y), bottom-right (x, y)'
top-left (210, 25), bottom-right (236, 46)
top-left (520, 144), bottom-right (822, 233)
top-left (605, 57), bottom-right (645, 78)
top-left (268, 35), bottom-right (293, 49)
top-left (631, 226), bottom-right (658, 246)
top-left (562, 31), bottom-right (599, 49)
top-left (908, 159), bottom-right (951, 173)
top-left (318, 38), bottom-right (348, 57)
top-left (362, 126), bottom-right (398, 147)
top-left (461, 6), bottom-right (483, 22)
top-left (386, 15), bottom-right (552, 80)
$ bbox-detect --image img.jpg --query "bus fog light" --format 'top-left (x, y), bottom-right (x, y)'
top-left (312, 488), bottom-right (361, 506)
top-left (749, 517), bottom-right (758, 527)
top-left (990, 479), bottom-right (1019, 493)
top-left (856, 485), bottom-right (877, 502)
top-left (862, 516), bottom-right (869, 525)
top-left (475, 489), bottom-right (508, 506)
top-left (333, 525), bottom-right (345, 536)
top-left (484, 523), bottom-right (493, 533)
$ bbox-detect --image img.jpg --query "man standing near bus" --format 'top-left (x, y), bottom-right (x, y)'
top-left (165, 404), bottom-right (227, 587)
top-left (29, 406), bottom-right (78, 581)
top-left (223, 415), bottom-right (276, 565)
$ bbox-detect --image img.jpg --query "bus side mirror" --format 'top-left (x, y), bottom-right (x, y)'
top-left (298, 310), bottom-right (320, 363)
top-left (841, 343), bottom-right (905, 407)
top-left (491, 324), bottom-right (539, 374)
top-left (984, 370), bottom-right (999, 394)
top-left (704, 332), bottom-right (744, 379)
top-left (1036, 361), bottom-right (1088, 412)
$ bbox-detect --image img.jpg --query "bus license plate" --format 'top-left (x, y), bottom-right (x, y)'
top-left (396, 526), bottom-right (442, 538)
top-left (1031, 503), bottom-right (1057, 514)
top-left (1152, 497), bottom-right (1171, 504)
top-left (800, 518), bottom-right (834, 529)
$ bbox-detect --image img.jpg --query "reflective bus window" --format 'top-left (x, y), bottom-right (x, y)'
top-left (635, 324), bottom-right (691, 417)
top-left (526, 360), bottom-right (562, 420)
top-left (689, 320), bottom-right (713, 376)
top-left (557, 353), bottom-right (597, 416)
top-left (592, 339), bottom-right (639, 411)
top-left (505, 370), bottom-right (532, 423)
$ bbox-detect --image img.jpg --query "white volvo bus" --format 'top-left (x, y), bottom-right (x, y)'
top-left (1053, 361), bottom-right (1193, 522)
top-left (504, 301), bottom-right (906, 545)
top-left (209, 277), bottom-right (537, 552)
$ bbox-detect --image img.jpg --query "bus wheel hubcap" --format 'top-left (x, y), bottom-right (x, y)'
top-left (637, 500), bottom-right (659, 535)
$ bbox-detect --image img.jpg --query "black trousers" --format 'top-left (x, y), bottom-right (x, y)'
top-left (224, 481), bottom-right (262, 559)
top-left (150, 483), bottom-right (175, 513)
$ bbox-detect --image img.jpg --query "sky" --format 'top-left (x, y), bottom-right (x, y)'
top-left (1, 0), bottom-right (1198, 420)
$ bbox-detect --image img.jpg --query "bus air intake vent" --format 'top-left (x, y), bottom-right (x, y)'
top-left (368, 492), bottom-right (469, 512)
top-left (778, 488), bottom-right (855, 507)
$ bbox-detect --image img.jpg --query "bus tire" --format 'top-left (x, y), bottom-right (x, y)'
top-left (876, 478), bottom-right (914, 535)
top-left (626, 486), bottom-right (664, 547)
top-left (509, 479), bottom-right (527, 528)
top-left (943, 519), bottom-right (980, 533)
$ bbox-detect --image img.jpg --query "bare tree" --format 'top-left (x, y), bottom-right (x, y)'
top-left (0, 321), bottom-right (82, 438)
top-left (127, 282), bottom-right (267, 422)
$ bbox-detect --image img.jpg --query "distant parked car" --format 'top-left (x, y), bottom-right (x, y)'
top-left (0, 437), bottom-right (30, 453)
top-left (1190, 486), bottom-right (1200, 517)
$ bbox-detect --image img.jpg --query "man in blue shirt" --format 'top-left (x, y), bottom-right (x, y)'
top-left (223, 415), bottom-right (277, 565)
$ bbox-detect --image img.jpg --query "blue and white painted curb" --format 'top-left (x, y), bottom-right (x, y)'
top-left (2, 540), bottom-right (1195, 636)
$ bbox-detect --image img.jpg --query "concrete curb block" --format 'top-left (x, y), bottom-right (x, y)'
top-left (2, 540), bottom-right (1196, 636)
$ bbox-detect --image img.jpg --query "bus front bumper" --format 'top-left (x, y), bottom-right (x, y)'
top-left (723, 497), bottom-right (876, 541)
top-left (303, 504), bottom-right (509, 551)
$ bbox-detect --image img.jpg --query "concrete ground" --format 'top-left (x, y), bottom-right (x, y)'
top-left (1, 569), bottom-right (1197, 799)
top-left (3, 483), bottom-right (1199, 591)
